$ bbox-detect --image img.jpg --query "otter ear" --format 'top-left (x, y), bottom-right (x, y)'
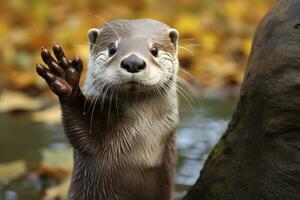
top-left (168, 28), bottom-right (179, 46)
top-left (88, 28), bottom-right (100, 44)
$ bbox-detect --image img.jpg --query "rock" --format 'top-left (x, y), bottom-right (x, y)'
top-left (184, 1), bottom-right (300, 200)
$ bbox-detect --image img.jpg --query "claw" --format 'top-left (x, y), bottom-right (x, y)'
top-left (53, 44), bottom-right (66, 61)
top-left (41, 48), bottom-right (56, 65)
top-left (61, 57), bottom-right (70, 69)
top-left (72, 56), bottom-right (83, 72)
top-left (36, 63), bottom-right (49, 78)
top-left (36, 63), bottom-right (45, 76)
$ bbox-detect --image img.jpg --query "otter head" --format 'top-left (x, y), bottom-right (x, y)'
top-left (83, 19), bottom-right (179, 98)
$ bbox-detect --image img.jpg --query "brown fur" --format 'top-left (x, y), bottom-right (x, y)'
top-left (61, 95), bottom-right (178, 200)
top-left (36, 19), bottom-right (179, 200)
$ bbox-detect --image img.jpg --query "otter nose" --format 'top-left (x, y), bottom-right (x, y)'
top-left (121, 55), bottom-right (146, 73)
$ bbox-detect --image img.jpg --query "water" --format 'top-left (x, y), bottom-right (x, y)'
top-left (0, 98), bottom-right (236, 200)
top-left (176, 98), bottom-right (236, 198)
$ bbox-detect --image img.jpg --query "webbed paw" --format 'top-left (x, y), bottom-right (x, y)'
top-left (36, 44), bottom-right (83, 100)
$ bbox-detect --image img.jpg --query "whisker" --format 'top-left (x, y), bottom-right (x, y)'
top-left (176, 82), bottom-right (196, 103)
top-left (163, 71), bottom-right (200, 107)
top-left (176, 86), bottom-right (197, 114)
top-left (89, 90), bottom-right (101, 133)
top-left (101, 85), bottom-right (111, 110)
top-left (179, 38), bottom-right (198, 43)
top-left (115, 84), bottom-right (120, 122)
top-left (83, 73), bottom-right (108, 113)
top-left (184, 44), bottom-right (202, 48)
top-left (73, 41), bottom-right (102, 50)
top-left (163, 78), bottom-right (197, 115)
top-left (178, 46), bottom-right (194, 56)
top-left (87, 73), bottom-right (119, 132)
top-left (107, 77), bottom-right (119, 126)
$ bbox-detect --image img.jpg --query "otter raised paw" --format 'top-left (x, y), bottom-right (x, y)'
top-left (36, 45), bottom-right (100, 155)
top-left (36, 45), bottom-right (83, 100)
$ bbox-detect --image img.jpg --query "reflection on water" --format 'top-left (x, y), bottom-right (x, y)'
top-left (0, 98), bottom-right (236, 200)
top-left (176, 98), bottom-right (236, 198)
top-left (0, 114), bottom-right (68, 200)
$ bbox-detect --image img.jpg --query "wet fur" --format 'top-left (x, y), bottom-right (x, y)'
top-left (62, 92), bottom-right (178, 200)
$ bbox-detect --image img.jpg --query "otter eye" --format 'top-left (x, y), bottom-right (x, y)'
top-left (294, 23), bottom-right (300, 29)
top-left (108, 43), bottom-right (117, 57)
top-left (150, 47), bottom-right (158, 57)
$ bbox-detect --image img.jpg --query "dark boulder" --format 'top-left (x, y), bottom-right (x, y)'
top-left (185, 1), bottom-right (300, 199)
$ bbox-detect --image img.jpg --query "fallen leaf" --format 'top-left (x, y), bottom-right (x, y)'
top-left (0, 160), bottom-right (27, 181)
top-left (39, 148), bottom-right (73, 180)
top-left (43, 176), bottom-right (70, 200)
top-left (31, 105), bottom-right (61, 125)
top-left (0, 90), bottom-right (45, 113)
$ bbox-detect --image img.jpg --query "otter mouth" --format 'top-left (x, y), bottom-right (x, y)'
top-left (127, 81), bottom-right (140, 85)
top-left (117, 81), bottom-right (155, 93)
top-left (122, 80), bottom-right (149, 87)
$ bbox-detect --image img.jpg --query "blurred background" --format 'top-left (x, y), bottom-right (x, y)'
top-left (0, 0), bottom-right (275, 199)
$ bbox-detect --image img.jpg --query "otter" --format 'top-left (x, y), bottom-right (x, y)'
top-left (36, 19), bottom-right (180, 200)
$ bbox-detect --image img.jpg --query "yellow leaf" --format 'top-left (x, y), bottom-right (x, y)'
top-left (31, 105), bottom-right (61, 125)
top-left (201, 33), bottom-right (219, 52)
top-left (242, 37), bottom-right (253, 56)
top-left (174, 14), bottom-right (201, 37)
top-left (0, 91), bottom-right (44, 113)
top-left (0, 160), bottom-right (27, 181)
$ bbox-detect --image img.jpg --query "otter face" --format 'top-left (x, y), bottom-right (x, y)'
top-left (83, 19), bottom-right (179, 97)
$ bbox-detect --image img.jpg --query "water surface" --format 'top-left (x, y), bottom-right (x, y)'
top-left (0, 97), bottom-right (236, 200)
